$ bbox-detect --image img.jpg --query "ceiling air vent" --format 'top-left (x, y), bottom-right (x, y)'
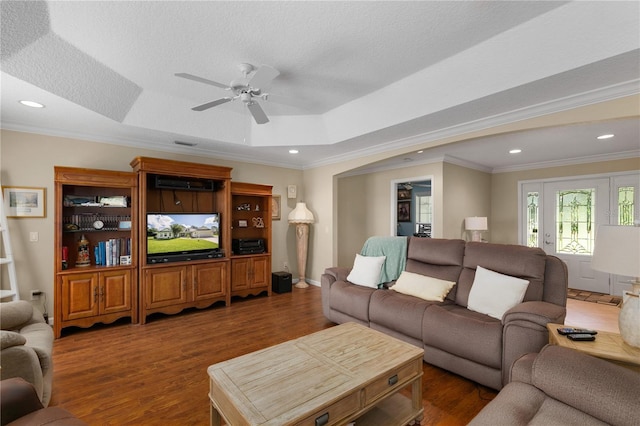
top-left (174, 141), bottom-right (197, 147)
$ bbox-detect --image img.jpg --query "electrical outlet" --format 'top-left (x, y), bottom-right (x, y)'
top-left (30, 290), bottom-right (42, 300)
top-left (283, 261), bottom-right (289, 271)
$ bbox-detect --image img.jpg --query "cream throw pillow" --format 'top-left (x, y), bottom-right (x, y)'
top-left (467, 266), bottom-right (530, 320)
top-left (347, 254), bottom-right (386, 288)
top-left (391, 271), bottom-right (456, 302)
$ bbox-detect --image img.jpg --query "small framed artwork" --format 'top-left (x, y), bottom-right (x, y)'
top-left (287, 185), bottom-right (297, 199)
top-left (2, 186), bottom-right (46, 218)
top-left (397, 201), bottom-right (411, 222)
top-left (397, 189), bottom-right (412, 200)
top-left (272, 195), bottom-right (281, 220)
top-left (238, 220), bottom-right (248, 228)
top-left (118, 220), bottom-right (132, 230)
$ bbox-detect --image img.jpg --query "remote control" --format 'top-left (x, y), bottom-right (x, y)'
top-left (557, 327), bottom-right (597, 335)
top-left (567, 333), bottom-right (596, 341)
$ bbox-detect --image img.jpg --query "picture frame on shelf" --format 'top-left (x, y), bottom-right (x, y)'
top-left (2, 186), bottom-right (46, 218)
top-left (118, 220), bottom-right (132, 230)
top-left (272, 195), bottom-right (281, 220)
top-left (397, 200), bottom-right (411, 222)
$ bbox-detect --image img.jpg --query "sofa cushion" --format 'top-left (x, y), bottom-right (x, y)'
top-left (423, 304), bottom-right (502, 369)
top-left (346, 254), bottom-right (386, 288)
top-left (467, 266), bottom-right (530, 320)
top-left (391, 271), bottom-right (456, 302)
top-left (329, 281), bottom-right (376, 322)
top-left (457, 242), bottom-right (546, 307)
top-left (405, 238), bottom-right (465, 301)
top-left (0, 301), bottom-right (34, 331)
top-left (1, 331), bottom-right (26, 350)
top-left (370, 290), bottom-right (438, 341)
top-left (468, 381), bottom-right (608, 426)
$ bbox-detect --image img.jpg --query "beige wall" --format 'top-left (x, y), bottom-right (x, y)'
top-left (0, 130), bottom-right (303, 314)
top-left (442, 163), bottom-right (492, 240)
top-left (491, 157), bottom-right (640, 244)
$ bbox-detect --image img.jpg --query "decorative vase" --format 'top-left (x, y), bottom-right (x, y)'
top-left (619, 292), bottom-right (640, 348)
top-left (76, 234), bottom-right (91, 267)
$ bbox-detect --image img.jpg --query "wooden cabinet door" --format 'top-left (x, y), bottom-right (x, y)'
top-left (231, 258), bottom-right (250, 291)
top-left (250, 256), bottom-right (269, 289)
top-left (61, 272), bottom-right (99, 321)
top-left (100, 269), bottom-right (132, 315)
top-left (144, 266), bottom-right (188, 308)
top-left (192, 263), bottom-right (226, 301)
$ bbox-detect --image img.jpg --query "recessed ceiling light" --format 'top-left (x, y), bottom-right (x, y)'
top-left (289, 149), bottom-right (299, 154)
top-left (509, 149), bottom-right (522, 154)
top-left (416, 150), bottom-right (424, 154)
top-left (597, 134), bottom-right (614, 140)
top-left (19, 100), bottom-right (45, 108)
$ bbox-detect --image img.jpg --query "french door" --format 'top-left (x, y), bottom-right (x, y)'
top-left (521, 173), bottom-right (639, 295)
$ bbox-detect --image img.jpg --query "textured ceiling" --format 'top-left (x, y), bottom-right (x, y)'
top-left (1, 1), bottom-right (639, 170)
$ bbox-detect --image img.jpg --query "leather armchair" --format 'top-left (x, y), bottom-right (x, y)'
top-left (0, 377), bottom-right (86, 426)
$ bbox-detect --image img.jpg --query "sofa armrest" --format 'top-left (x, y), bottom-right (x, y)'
top-left (503, 301), bottom-right (566, 327)
top-left (0, 377), bottom-right (44, 425)
top-left (533, 345), bottom-right (640, 426)
top-left (322, 267), bottom-right (351, 284)
top-left (0, 346), bottom-right (45, 403)
top-left (500, 301), bottom-right (566, 387)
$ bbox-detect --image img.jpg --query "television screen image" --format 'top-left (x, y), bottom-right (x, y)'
top-left (147, 213), bottom-right (220, 255)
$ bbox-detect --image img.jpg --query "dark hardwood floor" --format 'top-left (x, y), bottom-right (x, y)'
top-left (51, 286), bottom-right (498, 425)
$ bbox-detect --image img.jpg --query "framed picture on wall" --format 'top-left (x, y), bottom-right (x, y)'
top-left (397, 189), bottom-right (412, 200)
top-left (272, 195), bottom-right (281, 220)
top-left (397, 200), bottom-right (411, 222)
top-left (2, 186), bottom-right (46, 218)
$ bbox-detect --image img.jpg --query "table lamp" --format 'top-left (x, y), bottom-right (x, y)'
top-left (465, 217), bottom-right (488, 242)
top-left (591, 224), bottom-right (640, 348)
top-left (288, 202), bottom-right (315, 288)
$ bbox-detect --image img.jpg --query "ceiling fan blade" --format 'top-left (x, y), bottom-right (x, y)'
top-left (248, 65), bottom-right (280, 89)
top-left (192, 97), bottom-right (233, 111)
top-left (175, 73), bottom-right (229, 90)
top-left (246, 101), bottom-right (269, 124)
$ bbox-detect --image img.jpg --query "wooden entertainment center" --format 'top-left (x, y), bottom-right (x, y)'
top-left (53, 157), bottom-right (272, 337)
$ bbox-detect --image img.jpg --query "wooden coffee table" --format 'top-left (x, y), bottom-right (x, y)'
top-left (207, 322), bottom-right (424, 425)
top-left (547, 323), bottom-right (640, 372)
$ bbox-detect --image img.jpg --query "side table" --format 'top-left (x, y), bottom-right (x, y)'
top-left (547, 323), bottom-right (640, 372)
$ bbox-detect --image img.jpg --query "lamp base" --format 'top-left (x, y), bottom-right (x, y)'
top-left (294, 280), bottom-right (309, 289)
top-left (619, 292), bottom-right (639, 348)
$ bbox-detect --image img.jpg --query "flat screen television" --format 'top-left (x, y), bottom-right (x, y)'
top-left (146, 213), bottom-right (220, 256)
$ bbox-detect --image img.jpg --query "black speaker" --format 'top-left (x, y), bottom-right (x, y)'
top-left (272, 271), bottom-right (292, 293)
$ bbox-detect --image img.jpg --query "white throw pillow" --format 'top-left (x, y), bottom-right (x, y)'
top-left (347, 254), bottom-right (386, 288)
top-left (391, 271), bottom-right (456, 302)
top-left (467, 266), bottom-right (530, 320)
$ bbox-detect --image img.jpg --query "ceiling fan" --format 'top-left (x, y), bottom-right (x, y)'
top-left (175, 63), bottom-right (279, 124)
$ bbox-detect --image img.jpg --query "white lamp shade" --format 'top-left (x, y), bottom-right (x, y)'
top-left (465, 217), bottom-right (488, 231)
top-left (288, 202), bottom-right (315, 224)
top-left (591, 225), bottom-right (640, 277)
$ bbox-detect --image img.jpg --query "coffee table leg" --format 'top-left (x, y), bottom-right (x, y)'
top-left (411, 376), bottom-right (423, 425)
top-left (210, 401), bottom-right (222, 426)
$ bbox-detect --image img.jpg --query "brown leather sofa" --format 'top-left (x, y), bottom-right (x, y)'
top-left (321, 237), bottom-right (568, 390)
top-left (0, 377), bottom-right (86, 426)
top-left (470, 344), bottom-right (640, 426)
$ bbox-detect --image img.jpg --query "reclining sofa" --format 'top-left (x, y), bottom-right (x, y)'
top-left (470, 344), bottom-right (640, 425)
top-left (321, 237), bottom-right (568, 390)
